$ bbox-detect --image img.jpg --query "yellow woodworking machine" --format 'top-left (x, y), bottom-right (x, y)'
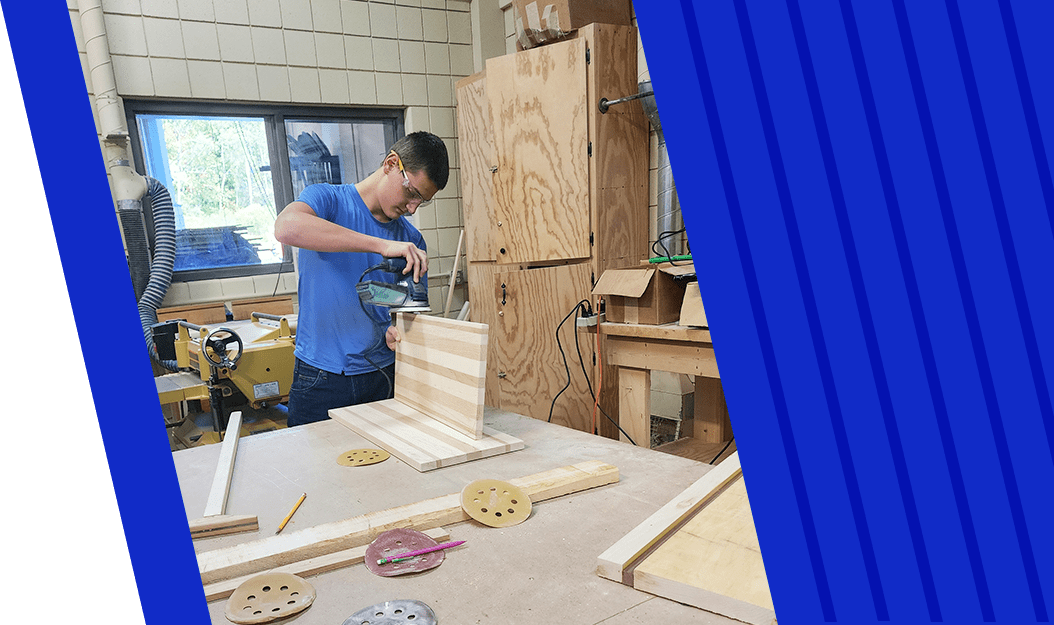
top-left (169, 312), bottom-right (296, 431)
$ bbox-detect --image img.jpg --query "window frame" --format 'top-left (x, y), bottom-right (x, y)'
top-left (124, 100), bottom-right (404, 282)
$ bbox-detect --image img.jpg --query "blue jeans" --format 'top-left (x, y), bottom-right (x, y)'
top-left (286, 358), bottom-right (395, 427)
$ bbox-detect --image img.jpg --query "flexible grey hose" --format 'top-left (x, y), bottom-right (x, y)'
top-left (136, 177), bottom-right (178, 370)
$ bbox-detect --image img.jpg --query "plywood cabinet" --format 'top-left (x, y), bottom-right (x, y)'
top-left (487, 37), bottom-right (591, 266)
top-left (456, 24), bottom-right (648, 435)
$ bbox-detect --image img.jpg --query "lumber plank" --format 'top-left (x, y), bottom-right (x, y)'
top-left (202, 527), bottom-right (451, 602)
top-left (394, 313), bottom-right (488, 440)
top-left (189, 515), bottom-right (259, 540)
top-left (694, 377), bottom-right (731, 444)
top-left (198, 461), bottom-right (618, 585)
top-left (596, 452), bottom-right (741, 584)
top-left (632, 477), bottom-right (775, 625)
top-left (618, 367), bottom-right (650, 445)
top-left (605, 335), bottom-right (720, 378)
top-left (202, 410), bottom-right (244, 518)
top-left (600, 322), bottom-right (713, 344)
top-left (330, 399), bottom-right (523, 472)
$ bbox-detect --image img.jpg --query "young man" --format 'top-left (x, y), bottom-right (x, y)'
top-left (274, 131), bottom-right (449, 426)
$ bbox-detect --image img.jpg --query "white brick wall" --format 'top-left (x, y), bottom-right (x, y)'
top-left (71, 0), bottom-right (475, 309)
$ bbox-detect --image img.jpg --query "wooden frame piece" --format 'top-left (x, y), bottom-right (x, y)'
top-left (633, 476), bottom-right (775, 625)
top-left (596, 453), bottom-right (775, 625)
top-left (203, 528), bottom-right (451, 602)
top-left (198, 461), bottom-right (618, 585)
top-left (188, 411), bottom-right (260, 539)
top-left (597, 452), bottom-right (741, 584)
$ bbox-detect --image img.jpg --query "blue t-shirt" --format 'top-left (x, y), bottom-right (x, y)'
top-left (294, 183), bottom-right (427, 375)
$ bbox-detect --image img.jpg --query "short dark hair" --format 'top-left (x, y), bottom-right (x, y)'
top-left (389, 131), bottom-right (449, 190)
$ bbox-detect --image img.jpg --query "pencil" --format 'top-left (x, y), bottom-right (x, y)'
top-left (275, 493), bottom-right (307, 534)
top-left (376, 540), bottom-right (466, 565)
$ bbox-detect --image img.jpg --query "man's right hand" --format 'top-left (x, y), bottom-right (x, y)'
top-left (382, 241), bottom-right (427, 282)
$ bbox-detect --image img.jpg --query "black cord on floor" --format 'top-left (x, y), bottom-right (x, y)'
top-left (710, 436), bottom-right (735, 465)
top-left (548, 300), bottom-right (588, 425)
top-left (548, 299), bottom-right (639, 446)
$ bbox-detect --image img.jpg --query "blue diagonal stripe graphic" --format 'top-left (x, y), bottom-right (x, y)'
top-left (998, 0), bottom-right (1054, 246)
top-left (733, 0), bottom-right (890, 619)
top-left (677, 0), bottom-right (836, 619)
top-left (941, 0), bottom-right (1049, 619)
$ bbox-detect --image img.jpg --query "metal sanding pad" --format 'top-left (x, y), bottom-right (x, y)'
top-left (337, 448), bottom-right (390, 466)
top-left (342, 599), bottom-right (437, 625)
top-left (224, 572), bottom-right (315, 624)
top-left (460, 479), bottom-right (532, 527)
top-left (365, 528), bottom-right (443, 577)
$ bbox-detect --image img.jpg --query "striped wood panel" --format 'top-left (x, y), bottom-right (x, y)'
top-left (394, 313), bottom-right (488, 439)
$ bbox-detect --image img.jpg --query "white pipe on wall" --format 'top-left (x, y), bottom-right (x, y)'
top-left (76, 0), bottom-right (146, 202)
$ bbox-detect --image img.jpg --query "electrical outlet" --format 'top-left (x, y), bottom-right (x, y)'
top-left (575, 312), bottom-right (605, 328)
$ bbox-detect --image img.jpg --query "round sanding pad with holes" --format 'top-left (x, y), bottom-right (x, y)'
top-left (224, 572), bottom-right (315, 624)
top-left (337, 448), bottom-right (390, 467)
top-left (460, 479), bottom-right (532, 527)
top-left (342, 599), bottom-right (437, 625)
top-left (364, 528), bottom-right (443, 577)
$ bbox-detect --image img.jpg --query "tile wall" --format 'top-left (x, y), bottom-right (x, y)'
top-left (69, 0), bottom-right (475, 313)
top-left (68, 0), bottom-right (676, 316)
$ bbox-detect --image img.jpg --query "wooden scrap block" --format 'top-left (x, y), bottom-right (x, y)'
top-left (230, 296), bottom-right (294, 320)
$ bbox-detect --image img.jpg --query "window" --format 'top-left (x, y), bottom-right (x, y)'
top-left (126, 101), bottom-right (402, 281)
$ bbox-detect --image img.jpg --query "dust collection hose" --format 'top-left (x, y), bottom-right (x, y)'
top-left (126, 177), bottom-right (178, 370)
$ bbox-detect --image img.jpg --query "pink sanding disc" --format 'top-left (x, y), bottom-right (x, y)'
top-left (364, 528), bottom-right (444, 577)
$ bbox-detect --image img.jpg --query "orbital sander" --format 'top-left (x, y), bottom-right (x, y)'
top-left (355, 257), bottom-right (431, 313)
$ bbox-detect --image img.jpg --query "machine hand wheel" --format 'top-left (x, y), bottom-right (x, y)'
top-left (201, 327), bottom-right (244, 370)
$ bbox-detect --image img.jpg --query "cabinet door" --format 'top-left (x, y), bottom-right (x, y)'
top-left (486, 38), bottom-right (590, 265)
top-left (455, 72), bottom-right (496, 263)
top-left (490, 263), bottom-right (596, 433)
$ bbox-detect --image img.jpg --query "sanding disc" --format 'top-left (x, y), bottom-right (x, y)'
top-left (337, 448), bottom-right (390, 466)
top-left (365, 528), bottom-right (443, 577)
top-left (342, 599), bottom-right (437, 625)
top-left (460, 479), bottom-right (532, 527)
top-left (224, 572), bottom-right (315, 624)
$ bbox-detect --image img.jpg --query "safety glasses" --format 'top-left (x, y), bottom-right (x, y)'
top-left (392, 152), bottom-right (432, 208)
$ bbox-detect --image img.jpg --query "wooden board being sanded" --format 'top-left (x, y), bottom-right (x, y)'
top-left (392, 313), bottom-right (488, 440)
top-left (197, 460), bottom-right (619, 585)
top-left (329, 313), bottom-right (524, 472)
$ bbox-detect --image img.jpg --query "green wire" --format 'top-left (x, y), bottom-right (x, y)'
top-left (648, 254), bottom-right (692, 264)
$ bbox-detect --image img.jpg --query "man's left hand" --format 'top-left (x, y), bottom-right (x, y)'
top-left (385, 324), bottom-right (401, 351)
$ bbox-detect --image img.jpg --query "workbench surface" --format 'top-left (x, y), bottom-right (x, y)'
top-left (173, 407), bottom-right (741, 624)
